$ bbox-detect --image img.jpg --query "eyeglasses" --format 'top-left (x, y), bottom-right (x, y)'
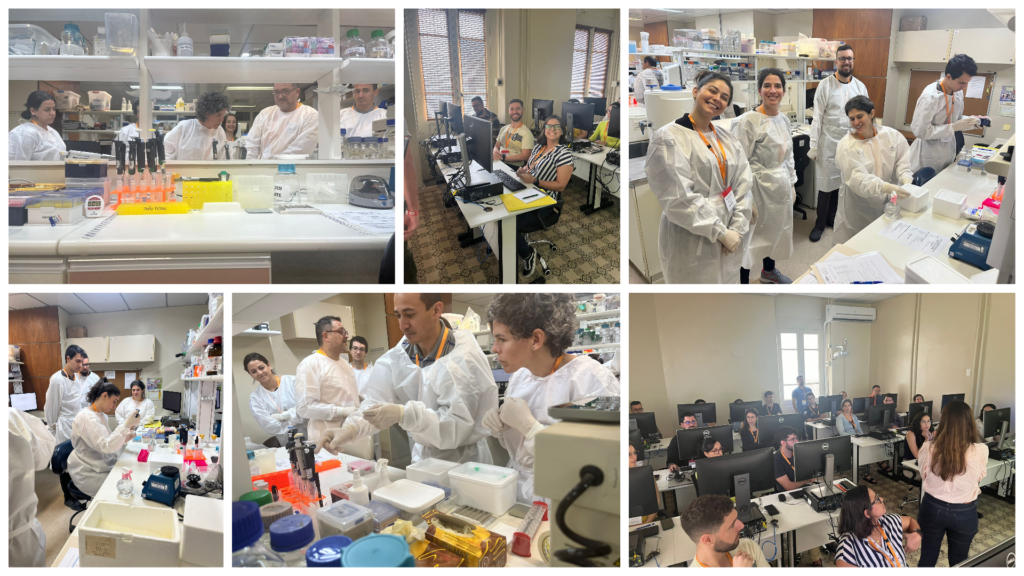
top-left (871, 493), bottom-right (884, 506)
top-left (707, 447), bottom-right (723, 454)
top-left (544, 125), bottom-right (562, 131)
top-left (837, 57), bottom-right (854, 63)
top-left (323, 328), bottom-right (349, 339)
top-left (273, 89), bottom-right (298, 97)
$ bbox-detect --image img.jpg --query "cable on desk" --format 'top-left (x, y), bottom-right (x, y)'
top-left (761, 521), bottom-right (778, 562)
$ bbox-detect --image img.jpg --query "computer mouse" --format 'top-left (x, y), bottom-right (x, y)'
top-left (778, 493), bottom-right (787, 502)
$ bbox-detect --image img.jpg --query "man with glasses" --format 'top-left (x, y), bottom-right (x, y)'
top-left (492, 99), bottom-right (534, 167)
top-left (317, 294), bottom-right (498, 464)
top-left (295, 315), bottom-right (360, 445)
top-left (470, 96), bottom-right (501, 142)
top-left (909, 54), bottom-right (980, 173)
top-left (246, 82), bottom-right (320, 160)
top-left (808, 44), bottom-right (868, 243)
top-left (774, 426), bottom-right (823, 566)
top-left (339, 84), bottom-right (388, 138)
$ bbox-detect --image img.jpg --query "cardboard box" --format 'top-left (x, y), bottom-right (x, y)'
top-left (421, 510), bottom-right (507, 567)
top-left (67, 326), bottom-right (88, 338)
top-left (900, 16), bottom-right (927, 31)
top-left (413, 542), bottom-right (467, 567)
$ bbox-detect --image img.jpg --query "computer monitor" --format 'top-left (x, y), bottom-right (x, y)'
top-left (629, 429), bottom-right (644, 460)
top-left (852, 396), bottom-right (870, 414)
top-left (757, 413), bottom-right (806, 446)
top-left (10, 393), bottom-right (37, 412)
top-left (676, 425), bottom-right (735, 461)
top-left (662, 62), bottom-right (683, 87)
top-left (695, 447), bottom-right (776, 498)
top-left (440, 101), bottom-right (449, 118)
top-left (866, 403), bottom-right (897, 428)
top-left (817, 395), bottom-right (844, 415)
top-left (629, 464), bottom-right (660, 518)
top-left (582, 97), bottom-right (607, 118)
top-left (629, 412), bottom-right (659, 440)
top-left (447, 103), bottom-right (464, 135)
top-left (562, 101), bottom-right (596, 140)
top-left (942, 393), bottom-right (966, 408)
top-left (463, 114), bottom-right (493, 173)
top-left (608, 105), bottom-right (620, 139)
top-left (532, 99), bottom-right (554, 124)
top-left (983, 407), bottom-right (1011, 439)
top-left (163, 390), bottom-right (182, 413)
top-left (908, 401), bottom-right (933, 424)
top-left (491, 368), bottom-right (512, 383)
top-left (793, 435), bottom-right (853, 481)
top-left (729, 401), bottom-right (762, 424)
top-left (678, 403), bottom-right (717, 427)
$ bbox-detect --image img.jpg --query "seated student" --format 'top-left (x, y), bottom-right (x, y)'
top-left (630, 400), bottom-right (644, 414)
top-left (693, 438), bottom-right (726, 497)
top-left (492, 99), bottom-right (534, 168)
top-left (774, 426), bottom-right (822, 566)
top-left (666, 412), bottom-right (699, 472)
top-left (629, 443), bottom-right (661, 524)
top-left (868, 385), bottom-right (883, 407)
top-left (835, 486), bottom-right (922, 567)
top-left (913, 394), bottom-right (925, 404)
top-left (589, 100), bottom-right (621, 149)
top-left (694, 399), bottom-right (716, 426)
top-left (976, 403), bottom-right (1002, 443)
top-left (739, 408), bottom-right (762, 451)
top-left (901, 410), bottom-right (933, 481)
top-left (681, 495), bottom-right (769, 567)
top-left (803, 392), bottom-right (827, 422)
top-left (514, 117), bottom-right (574, 277)
top-left (760, 391), bottom-right (783, 416)
top-left (837, 399), bottom-right (878, 484)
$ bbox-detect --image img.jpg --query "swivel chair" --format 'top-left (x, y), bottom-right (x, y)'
top-left (51, 440), bottom-right (92, 533)
top-left (519, 197), bottom-right (565, 284)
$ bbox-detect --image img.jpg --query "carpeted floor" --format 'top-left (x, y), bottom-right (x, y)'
top-left (408, 174), bottom-right (620, 284)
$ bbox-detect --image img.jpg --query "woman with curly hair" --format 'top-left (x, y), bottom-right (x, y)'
top-left (165, 90), bottom-right (229, 160)
top-left (67, 380), bottom-right (140, 497)
top-left (482, 293), bottom-right (620, 502)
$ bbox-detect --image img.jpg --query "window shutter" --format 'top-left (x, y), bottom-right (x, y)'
top-left (458, 10), bottom-right (488, 111)
top-left (570, 26), bottom-right (589, 99)
top-left (589, 29), bottom-right (611, 98)
top-left (418, 9), bottom-right (453, 120)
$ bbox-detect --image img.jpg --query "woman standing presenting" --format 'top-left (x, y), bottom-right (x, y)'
top-left (9, 91), bottom-right (66, 161)
top-left (730, 68), bottom-right (797, 285)
top-left (645, 71), bottom-right (753, 283)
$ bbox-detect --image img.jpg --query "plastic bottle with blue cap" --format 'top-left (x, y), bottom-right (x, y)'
top-left (269, 514), bottom-right (316, 566)
top-left (306, 535), bottom-right (354, 567)
top-left (232, 501), bottom-right (285, 567)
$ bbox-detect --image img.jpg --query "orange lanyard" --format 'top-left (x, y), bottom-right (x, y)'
top-left (415, 327), bottom-right (450, 367)
top-left (528, 146), bottom-right (555, 172)
top-left (781, 451), bottom-right (795, 471)
top-left (504, 124), bottom-right (521, 149)
top-left (695, 124), bottom-right (728, 183)
top-left (943, 92), bottom-right (953, 124)
top-left (751, 429), bottom-right (759, 444)
top-left (844, 413), bottom-right (855, 426)
top-left (62, 369), bottom-right (73, 381)
top-left (809, 405), bottom-right (819, 417)
top-left (550, 354), bottom-right (564, 376)
top-left (315, 349), bottom-right (329, 358)
top-left (853, 126), bottom-right (878, 140)
top-left (866, 525), bottom-right (901, 567)
top-left (695, 552), bottom-right (733, 568)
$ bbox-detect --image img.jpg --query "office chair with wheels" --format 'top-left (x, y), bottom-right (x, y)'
top-left (519, 197), bottom-right (565, 284)
top-left (913, 167), bottom-right (937, 186)
top-left (792, 133), bottom-right (811, 220)
top-left (50, 440), bottom-right (92, 532)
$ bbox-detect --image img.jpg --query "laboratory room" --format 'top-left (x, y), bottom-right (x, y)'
top-left (8, 292), bottom-right (226, 568)
top-left (9, 9), bottom-right (397, 285)
top-left (628, 292), bottom-right (1015, 568)
top-left (627, 9), bottom-right (1016, 285)
top-left (231, 292), bottom-right (621, 567)
top-left (404, 9), bottom-right (623, 284)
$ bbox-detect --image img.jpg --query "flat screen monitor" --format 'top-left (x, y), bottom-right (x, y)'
top-left (695, 447), bottom-right (775, 498)
top-left (793, 435), bottom-right (853, 481)
top-left (852, 396), bottom-right (870, 414)
top-left (908, 401), bottom-right (933, 424)
top-left (676, 425), bottom-right (735, 461)
top-left (491, 368), bottom-right (512, 383)
top-left (11, 393), bottom-right (37, 411)
top-left (562, 101), bottom-right (596, 140)
top-left (942, 393), bottom-right (966, 408)
top-left (447, 103), bottom-right (464, 135)
top-left (439, 101), bottom-right (449, 118)
top-left (463, 114), bottom-right (493, 173)
top-left (678, 403), bottom-right (717, 427)
top-left (629, 464), bottom-right (659, 518)
top-left (629, 412), bottom-right (658, 440)
top-left (582, 97), bottom-right (607, 117)
top-left (757, 413), bottom-right (806, 446)
top-left (729, 401), bottom-right (762, 424)
top-left (983, 407), bottom-right (1011, 439)
top-left (532, 99), bottom-right (554, 123)
top-left (608, 105), bottom-right (620, 139)
top-left (817, 395), bottom-right (844, 415)
top-left (629, 429), bottom-right (644, 460)
top-left (162, 390), bottom-right (182, 413)
top-left (866, 403), bottom-right (897, 428)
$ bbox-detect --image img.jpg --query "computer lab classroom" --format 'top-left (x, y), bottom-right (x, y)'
top-left (404, 9), bottom-right (622, 284)
top-left (628, 292), bottom-right (1015, 567)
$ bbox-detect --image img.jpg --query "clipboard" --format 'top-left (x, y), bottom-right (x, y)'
top-left (501, 192), bottom-right (556, 212)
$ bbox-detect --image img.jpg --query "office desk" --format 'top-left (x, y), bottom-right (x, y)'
top-left (570, 144), bottom-right (619, 215)
top-left (903, 454), bottom-right (1015, 499)
top-left (631, 516), bottom-right (694, 567)
top-left (436, 158), bottom-right (549, 283)
top-left (851, 433), bottom-right (905, 483)
top-left (806, 421), bottom-right (838, 440)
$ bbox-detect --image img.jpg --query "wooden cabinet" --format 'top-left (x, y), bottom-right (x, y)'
top-left (65, 337), bottom-right (110, 362)
top-left (894, 30), bottom-right (951, 63)
top-left (281, 302), bottom-right (355, 341)
top-left (951, 28), bottom-right (1014, 65)
top-left (108, 335), bottom-right (156, 363)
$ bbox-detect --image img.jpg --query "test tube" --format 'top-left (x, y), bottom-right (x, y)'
top-left (511, 502), bottom-right (548, 557)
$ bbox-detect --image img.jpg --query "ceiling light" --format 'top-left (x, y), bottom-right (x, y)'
top-left (226, 86), bottom-right (274, 91)
top-left (130, 85), bottom-right (183, 90)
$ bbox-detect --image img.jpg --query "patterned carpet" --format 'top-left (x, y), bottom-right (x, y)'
top-left (407, 174), bottom-right (620, 284)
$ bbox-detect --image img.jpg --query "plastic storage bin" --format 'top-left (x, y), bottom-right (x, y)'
top-left (104, 12), bottom-right (139, 57)
top-left (232, 175), bottom-right (274, 209)
top-left (88, 91), bottom-right (113, 111)
top-left (371, 479), bottom-right (445, 521)
top-left (904, 256), bottom-right (972, 284)
top-left (78, 502), bottom-right (181, 566)
top-left (53, 90), bottom-right (81, 111)
top-left (447, 462), bottom-right (518, 516)
top-left (306, 173), bottom-right (348, 203)
top-left (317, 501), bottom-right (375, 541)
top-left (898, 183), bottom-right (930, 213)
top-left (9, 23), bottom-right (61, 55)
top-left (406, 458), bottom-right (461, 487)
top-left (26, 194), bottom-right (86, 226)
top-left (933, 189), bottom-right (967, 219)
top-left (365, 500), bottom-right (400, 532)
top-left (347, 459), bottom-right (373, 474)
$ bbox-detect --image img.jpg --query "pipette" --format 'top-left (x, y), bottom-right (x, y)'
top-left (511, 502), bottom-right (548, 557)
top-left (127, 139), bottom-right (137, 193)
top-left (212, 139), bottom-right (218, 160)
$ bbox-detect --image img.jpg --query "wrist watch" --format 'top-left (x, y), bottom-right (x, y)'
top-left (502, 153), bottom-right (507, 162)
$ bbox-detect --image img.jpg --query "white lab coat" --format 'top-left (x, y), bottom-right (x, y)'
top-left (633, 68), bottom-right (661, 104)
top-left (833, 126), bottom-right (914, 244)
top-left (115, 123), bottom-right (140, 142)
top-left (44, 369), bottom-right (81, 445)
top-left (809, 75), bottom-right (869, 192)
top-left (909, 81), bottom-right (965, 174)
top-left (164, 118), bottom-right (227, 161)
top-left (353, 362), bottom-right (375, 395)
top-left (501, 356), bottom-right (620, 503)
top-left (9, 409), bottom-right (55, 567)
top-left (348, 329), bottom-right (499, 464)
top-left (730, 110), bottom-right (798, 267)
top-left (75, 372), bottom-right (100, 411)
top-left (249, 375), bottom-right (307, 445)
top-left (339, 106), bottom-right (388, 138)
top-left (67, 407), bottom-right (134, 497)
top-left (644, 116), bottom-right (754, 284)
top-left (9, 121), bottom-right (66, 161)
top-left (295, 352), bottom-right (360, 445)
top-left (245, 103), bottom-right (319, 160)
top-left (115, 397), bottom-right (155, 427)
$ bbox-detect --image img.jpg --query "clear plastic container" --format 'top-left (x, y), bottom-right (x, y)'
top-left (176, 23), bottom-right (193, 57)
top-left (317, 500), bottom-right (374, 540)
top-left (233, 175), bottom-right (275, 209)
top-left (339, 128), bottom-right (347, 159)
top-left (59, 23), bottom-right (86, 55)
top-left (368, 30), bottom-right (390, 58)
top-left (9, 24), bottom-right (61, 55)
top-left (104, 13), bottom-right (139, 57)
top-left (342, 29), bottom-right (365, 58)
top-left (92, 27), bottom-right (107, 56)
top-left (306, 173), bottom-right (348, 204)
top-left (53, 90), bottom-right (81, 111)
top-left (364, 500), bottom-right (400, 532)
top-left (447, 462), bottom-right (518, 516)
top-left (371, 479), bottom-right (445, 521)
top-left (233, 501), bottom-right (286, 567)
top-left (347, 459), bottom-right (374, 474)
top-left (88, 91), bottom-right (112, 111)
top-left (274, 164), bottom-right (300, 204)
top-left (269, 515), bottom-right (315, 567)
top-left (284, 36), bottom-right (311, 58)
top-left (406, 458), bottom-right (461, 487)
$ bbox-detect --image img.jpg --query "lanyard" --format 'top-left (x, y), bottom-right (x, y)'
top-left (504, 123), bottom-right (522, 149)
top-left (528, 146), bottom-right (555, 172)
top-left (866, 525), bottom-right (901, 567)
top-left (809, 405), bottom-right (819, 417)
top-left (765, 402), bottom-right (773, 413)
top-left (550, 354), bottom-right (564, 376)
top-left (695, 124), bottom-right (728, 184)
top-left (853, 126), bottom-right (877, 140)
top-left (695, 552), bottom-right (733, 568)
top-left (844, 413), bottom-right (855, 426)
top-left (751, 429), bottom-right (759, 444)
top-left (943, 92), bottom-right (953, 125)
top-left (315, 349), bottom-right (329, 358)
top-left (415, 326), bottom-right (450, 367)
top-left (61, 368), bottom-right (73, 381)
top-left (781, 451), bottom-right (795, 471)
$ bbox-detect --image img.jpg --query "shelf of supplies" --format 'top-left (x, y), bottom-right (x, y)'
top-left (9, 55), bottom-right (141, 82)
top-left (337, 57), bottom-right (396, 85)
top-left (566, 343), bottom-right (620, 353)
top-left (236, 329), bottom-right (282, 338)
top-left (145, 56), bottom-right (342, 84)
top-left (185, 305), bottom-right (223, 355)
top-left (67, 110), bottom-right (130, 116)
top-left (669, 47), bottom-right (835, 62)
top-left (183, 375), bottom-right (224, 382)
top-left (576, 310), bottom-right (621, 322)
top-left (9, 379), bottom-right (24, 383)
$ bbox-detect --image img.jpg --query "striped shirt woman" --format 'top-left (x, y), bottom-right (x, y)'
top-left (836, 486), bottom-right (921, 568)
top-left (514, 117), bottom-right (575, 274)
top-left (522, 143), bottom-right (575, 201)
top-left (836, 513), bottom-right (908, 567)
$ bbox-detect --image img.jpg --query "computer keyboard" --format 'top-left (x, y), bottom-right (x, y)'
top-left (868, 431), bottom-right (896, 441)
top-left (494, 169), bottom-right (527, 191)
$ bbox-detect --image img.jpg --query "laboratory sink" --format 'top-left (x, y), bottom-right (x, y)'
top-left (629, 141), bottom-right (649, 159)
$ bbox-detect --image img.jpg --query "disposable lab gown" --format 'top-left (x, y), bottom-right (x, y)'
top-left (114, 397), bottom-right (155, 427)
top-left (909, 81), bottom-right (965, 174)
top-left (9, 121), bottom-right (66, 161)
top-left (632, 68), bottom-right (661, 104)
top-left (9, 409), bottom-right (55, 567)
top-left (348, 329), bottom-right (499, 464)
top-left (249, 375), bottom-right (307, 445)
top-left (44, 369), bottom-right (81, 445)
top-left (67, 407), bottom-right (134, 497)
top-left (245, 103), bottom-right (319, 160)
top-left (644, 114), bottom-right (753, 284)
top-left (730, 110), bottom-right (798, 267)
top-left (501, 356), bottom-right (620, 503)
top-left (833, 126), bottom-right (913, 244)
top-left (353, 363), bottom-right (375, 396)
top-left (164, 119), bottom-right (227, 161)
top-left (809, 75), bottom-right (869, 191)
top-left (115, 123), bottom-right (139, 143)
top-left (295, 352), bottom-right (359, 445)
top-left (76, 372), bottom-right (100, 411)
top-left (339, 106), bottom-right (388, 138)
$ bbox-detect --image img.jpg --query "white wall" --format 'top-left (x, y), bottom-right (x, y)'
top-left (10, 80), bottom-right (37, 132)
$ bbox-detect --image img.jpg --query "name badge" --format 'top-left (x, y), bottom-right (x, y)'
top-left (941, 136), bottom-right (952, 143)
top-left (722, 186), bottom-right (736, 213)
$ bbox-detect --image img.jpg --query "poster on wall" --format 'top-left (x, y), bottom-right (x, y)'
top-left (146, 377), bottom-right (162, 390)
top-left (999, 86), bottom-right (1015, 118)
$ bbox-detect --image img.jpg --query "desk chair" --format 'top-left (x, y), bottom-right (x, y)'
top-left (50, 440), bottom-right (92, 533)
top-left (792, 133), bottom-right (811, 220)
top-left (913, 167), bottom-right (937, 186)
top-left (519, 197), bottom-right (564, 283)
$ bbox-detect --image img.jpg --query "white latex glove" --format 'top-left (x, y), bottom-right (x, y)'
top-left (900, 176), bottom-right (914, 186)
top-left (271, 411), bottom-right (290, 422)
top-left (720, 229), bottom-right (741, 254)
top-left (315, 423), bottom-right (358, 454)
top-left (482, 408), bottom-right (505, 438)
top-left (884, 183), bottom-right (911, 199)
top-left (952, 117), bottom-right (980, 132)
top-left (125, 410), bottom-right (142, 429)
top-left (363, 403), bottom-right (405, 430)
top-left (807, 148), bottom-right (818, 161)
top-left (750, 202), bottom-right (759, 227)
top-left (499, 397), bottom-right (543, 439)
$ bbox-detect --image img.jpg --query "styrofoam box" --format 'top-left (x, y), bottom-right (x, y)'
top-left (971, 268), bottom-right (1000, 284)
top-left (898, 183), bottom-right (929, 213)
top-left (932, 189), bottom-right (967, 220)
top-left (78, 502), bottom-right (181, 566)
top-left (182, 495), bottom-right (224, 567)
top-left (148, 451), bottom-right (184, 473)
top-left (904, 256), bottom-right (972, 284)
top-left (447, 462), bottom-right (518, 517)
top-left (405, 458), bottom-right (461, 487)
top-left (372, 479), bottom-right (445, 518)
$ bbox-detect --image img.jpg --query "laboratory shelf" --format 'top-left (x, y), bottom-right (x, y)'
top-left (10, 379), bottom-right (24, 383)
top-left (183, 375), bottom-right (224, 382)
top-left (236, 329), bottom-right (282, 338)
top-left (337, 57), bottom-right (396, 85)
top-left (64, 130), bottom-right (119, 135)
top-left (68, 110), bottom-right (132, 116)
top-left (669, 47), bottom-right (835, 62)
top-left (186, 305), bottom-right (223, 356)
top-left (576, 310), bottom-right (621, 322)
top-left (9, 55), bottom-right (141, 82)
top-left (145, 56), bottom-right (343, 84)
top-left (566, 343), bottom-right (620, 353)
top-left (9, 361), bottom-right (25, 365)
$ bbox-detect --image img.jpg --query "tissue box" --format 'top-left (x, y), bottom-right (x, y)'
top-left (420, 510), bottom-right (507, 567)
top-left (933, 189), bottom-right (967, 219)
top-left (898, 183), bottom-right (929, 213)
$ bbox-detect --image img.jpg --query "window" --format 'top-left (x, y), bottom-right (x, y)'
top-left (416, 9), bottom-right (487, 120)
top-left (418, 9), bottom-right (453, 120)
top-left (458, 11), bottom-right (487, 112)
top-left (779, 331), bottom-right (821, 407)
top-left (570, 26), bottom-right (612, 99)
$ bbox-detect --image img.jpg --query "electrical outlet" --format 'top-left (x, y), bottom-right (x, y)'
top-left (496, 78), bottom-right (503, 87)
top-left (967, 368), bottom-right (972, 376)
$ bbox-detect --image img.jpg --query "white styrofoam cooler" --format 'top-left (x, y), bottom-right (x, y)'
top-left (904, 256), bottom-right (972, 284)
top-left (898, 183), bottom-right (929, 213)
top-left (932, 189), bottom-right (967, 220)
top-left (78, 502), bottom-right (181, 566)
top-left (447, 462), bottom-right (518, 516)
top-left (182, 495), bottom-right (224, 567)
top-left (405, 458), bottom-right (461, 487)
